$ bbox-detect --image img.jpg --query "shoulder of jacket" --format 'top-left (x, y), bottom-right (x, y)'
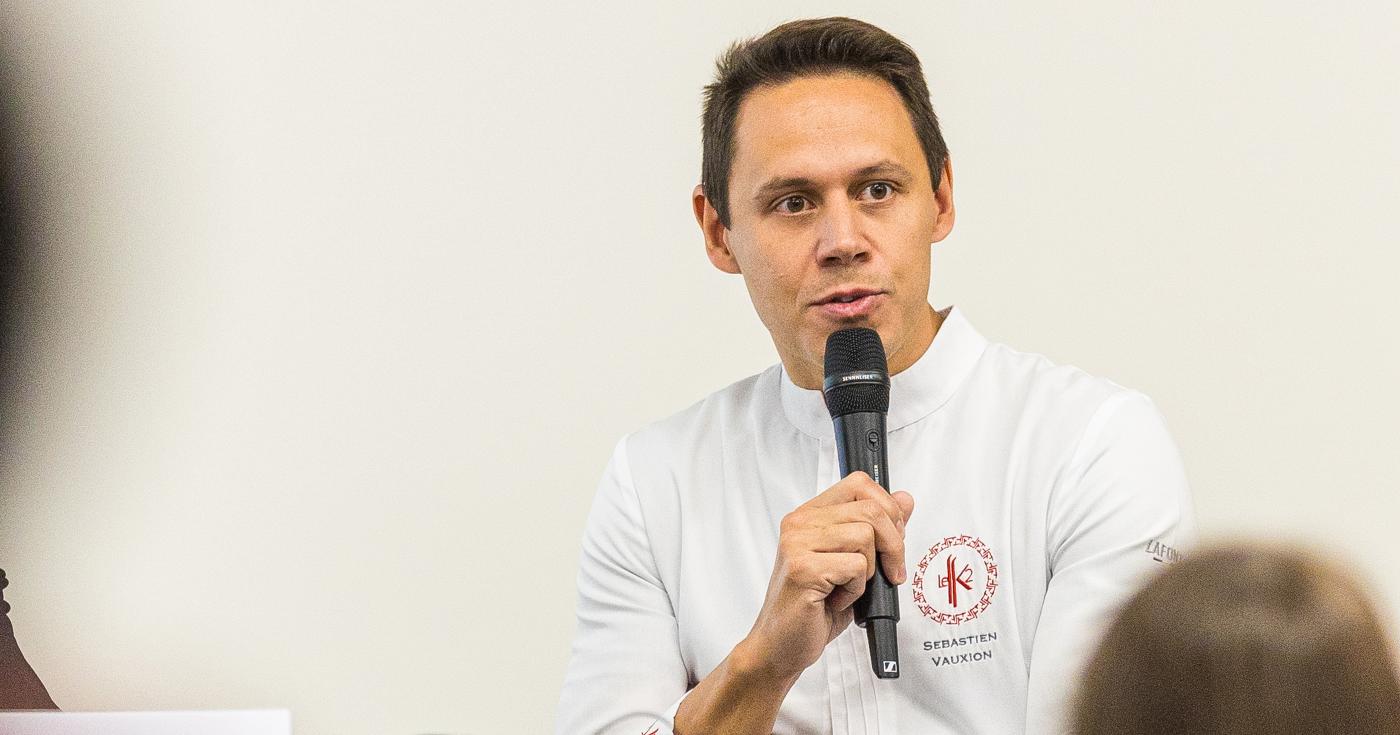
top-left (627, 365), bottom-right (776, 449)
top-left (979, 340), bottom-right (1141, 413)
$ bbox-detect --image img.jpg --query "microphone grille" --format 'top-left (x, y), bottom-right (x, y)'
top-left (824, 327), bottom-right (887, 375)
top-left (823, 328), bottom-right (889, 416)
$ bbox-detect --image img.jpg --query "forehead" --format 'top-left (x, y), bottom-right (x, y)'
top-left (730, 73), bottom-right (927, 192)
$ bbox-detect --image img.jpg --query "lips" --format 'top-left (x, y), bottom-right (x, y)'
top-left (814, 288), bottom-right (886, 320)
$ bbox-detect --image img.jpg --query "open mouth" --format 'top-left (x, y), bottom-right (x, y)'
top-left (815, 289), bottom-right (886, 319)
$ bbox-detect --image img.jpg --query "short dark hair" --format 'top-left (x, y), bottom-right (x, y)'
top-left (701, 17), bottom-right (949, 228)
top-left (1074, 543), bottom-right (1400, 735)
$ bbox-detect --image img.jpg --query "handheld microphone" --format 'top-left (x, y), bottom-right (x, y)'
top-left (822, 327), bottom-right (900, 679)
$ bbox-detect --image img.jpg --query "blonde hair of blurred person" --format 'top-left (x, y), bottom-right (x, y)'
top-left (1074, 543), bottom-right (1400, 734)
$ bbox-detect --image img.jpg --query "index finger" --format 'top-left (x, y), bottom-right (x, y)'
top-left (804, 472), bottom-right (904, 524)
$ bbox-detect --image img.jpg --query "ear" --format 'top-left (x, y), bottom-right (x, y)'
top-left (929, 157), bottom-right (956, 245)
top-left (693, 184), bottom-right (741, 274)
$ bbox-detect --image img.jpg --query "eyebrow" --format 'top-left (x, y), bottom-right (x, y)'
top-left (750, 161), bottom-right (916, 203)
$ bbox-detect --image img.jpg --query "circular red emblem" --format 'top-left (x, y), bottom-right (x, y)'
top-left (911, 534), bottom-right (999, 625)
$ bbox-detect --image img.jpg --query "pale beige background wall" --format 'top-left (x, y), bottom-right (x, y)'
top-left (0, 2), bottom-right (1396, 734)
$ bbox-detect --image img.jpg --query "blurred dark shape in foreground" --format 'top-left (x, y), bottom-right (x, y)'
top-left (1075, 542), bottom-right (1400, 735)
top-left (1, 27), bottom-right (60, 710)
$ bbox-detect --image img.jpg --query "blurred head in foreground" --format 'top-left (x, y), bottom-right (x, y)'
top-left (1075, 543), bottom-right (1400, 735)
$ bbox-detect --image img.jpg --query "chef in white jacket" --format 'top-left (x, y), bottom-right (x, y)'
top-left (558, 17), bottom-right (1195, 735)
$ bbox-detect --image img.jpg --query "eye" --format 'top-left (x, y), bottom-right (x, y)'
top-left (863, 182), bottom-right (894, 201)
top-left (776, 195), bottom-right (811, 214)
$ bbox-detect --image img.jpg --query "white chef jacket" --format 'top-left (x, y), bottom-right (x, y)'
top-left (557, 307), bottom-right (1195, 734)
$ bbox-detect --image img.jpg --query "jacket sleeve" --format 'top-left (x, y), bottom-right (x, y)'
top-left (1024, 391), bottom-right (1196, 734)
top-left (557, 437), bottom-right (689, 734)
top-left (0, 569), bottom-right (59, 710)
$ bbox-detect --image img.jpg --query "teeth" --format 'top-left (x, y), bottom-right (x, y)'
top-left (839, 295), bottom-right (858, 303)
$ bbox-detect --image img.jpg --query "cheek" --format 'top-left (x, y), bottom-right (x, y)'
top-left (738, 237), bottom-right (807, 303)
top-left (871, 191), bottom-right (937, 238)
top-left (874, 215), bottom-right (934, 273)
top-left (747, 263), bottom-right (802, 317)
top-left (878, 203), bottom-right (935, 243)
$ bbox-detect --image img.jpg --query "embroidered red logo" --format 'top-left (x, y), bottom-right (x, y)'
top-left (912, 534), bottom-right (998, 625)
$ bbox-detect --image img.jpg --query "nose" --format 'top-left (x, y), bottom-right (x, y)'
top-left (814, 198), bottom-right (870, 267)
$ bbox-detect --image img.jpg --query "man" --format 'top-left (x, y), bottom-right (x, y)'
top-left (558, 17), bottom-right (1193, 735)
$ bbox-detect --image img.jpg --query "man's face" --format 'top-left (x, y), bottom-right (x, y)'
top-left (694, 73), bottom-right (955, 389)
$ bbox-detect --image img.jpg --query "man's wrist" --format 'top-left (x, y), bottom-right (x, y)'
top-left (674, 636), bottom-right (801, 734)
top-left (730, 636), bottom-right (803, 691)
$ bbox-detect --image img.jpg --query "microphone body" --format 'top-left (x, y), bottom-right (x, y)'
top-left (823, 328), bottom-right (900, 679)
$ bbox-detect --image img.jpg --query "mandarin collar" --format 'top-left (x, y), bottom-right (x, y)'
top-left (779, 306), bottom-right (988, 439)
